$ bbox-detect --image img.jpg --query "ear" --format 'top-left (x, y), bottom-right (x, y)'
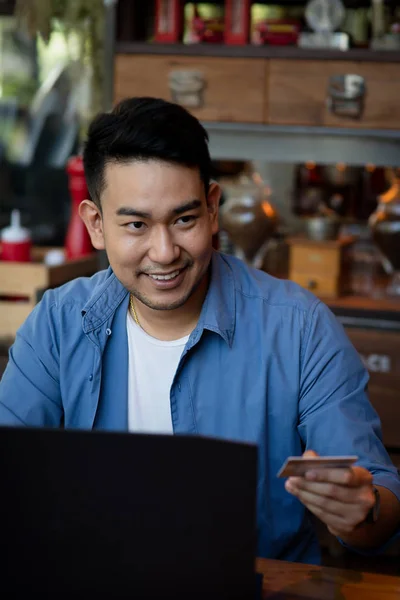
top-left (78, 200), bottom-right (105, 250)
top-left (206, 182), bottom-right (221, 236)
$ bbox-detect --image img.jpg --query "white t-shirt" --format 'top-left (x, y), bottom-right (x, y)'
top-left (126, 311), bottom-right (188, 434)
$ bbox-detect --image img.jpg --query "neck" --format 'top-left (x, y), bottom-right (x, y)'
top-left (132, 273), bottom-right (209, 341)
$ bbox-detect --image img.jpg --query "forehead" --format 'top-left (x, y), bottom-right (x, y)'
top-left (102, 159), bottom-right (203, 209)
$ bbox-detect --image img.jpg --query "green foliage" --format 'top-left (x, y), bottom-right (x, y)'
top-left (14, 0), bottom-right (105, 117)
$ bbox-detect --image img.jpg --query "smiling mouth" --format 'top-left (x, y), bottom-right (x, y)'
top-left (146, 268), bottom-right (184, 281)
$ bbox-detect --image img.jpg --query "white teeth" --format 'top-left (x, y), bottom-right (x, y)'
top-left (149, 270), bottom-right (180, 281)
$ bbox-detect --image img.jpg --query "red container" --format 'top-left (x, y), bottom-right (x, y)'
top-left (224, 0), bottom-right (251, 45)
top-left (0, 209), bottom-right (31, 262)
top-left (154, 0), bottom-right (183, 43)
top-left (253, 19), bottom-right (300, 46)
top-left (1, 240), bottom-right (31, 262)
top-left (190, 12), bottom-right (224, 43)
top-left (65, 155), bottom-right (93, 260)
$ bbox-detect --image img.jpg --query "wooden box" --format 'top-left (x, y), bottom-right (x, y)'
top-left (268, 59), bottom-right (400, 129)
top-left (0, 247), bottom-right (99, 338)
top-left (287, 236), bottom-right (354, 298)
top-left (114, 54), bottom-right (267, 123)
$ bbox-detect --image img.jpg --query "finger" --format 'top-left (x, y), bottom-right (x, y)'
top-left (349, 466), bottom-right (374, 487)
top-left (302, 450), bottom-right (319, 458)
top-left (287, 486), bottom-right (369, 524)
top-left (304, 502), bottom-right (361, 536)
top-left (285, 484), bottom-right (348, 517)
top-left (304, 466), bottom-right (373, 487)
top-left (304, 468), bottom-right (353, 485)
top-left (287, 479), bottom-right (366, 504)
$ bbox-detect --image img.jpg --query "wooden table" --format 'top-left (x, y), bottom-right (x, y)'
top-left (256, 558), bottom-right (400, 599)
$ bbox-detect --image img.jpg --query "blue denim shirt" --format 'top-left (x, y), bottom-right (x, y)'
top-left (1, 251), bottom-right (399, 563)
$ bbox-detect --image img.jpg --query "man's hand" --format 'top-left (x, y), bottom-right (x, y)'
top-left (284, 450), bottom-right (375, 538)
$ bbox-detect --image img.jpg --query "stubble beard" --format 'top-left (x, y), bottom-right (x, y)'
top-left (130, 259), bottom-right (211, 312)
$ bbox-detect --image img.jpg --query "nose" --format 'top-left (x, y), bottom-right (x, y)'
top-left (147, 225), bottom-right (180, 265)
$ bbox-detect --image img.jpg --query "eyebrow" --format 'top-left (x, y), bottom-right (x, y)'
top-left (116, 199), bottom-right (202, 219)
top-left (172, 199), bottom-right (201, 215)
top-left (116, 207), bottom-right (151, 219)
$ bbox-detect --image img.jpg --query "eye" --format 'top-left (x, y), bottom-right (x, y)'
top-left (128, 221), bottom-right (146, 231)
top-left (176, 215), bottom-right (196, 226)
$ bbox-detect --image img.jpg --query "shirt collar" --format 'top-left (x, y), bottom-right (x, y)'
top-left (81, 251), bottom-right (236, 345)
top-left (81, 267), bottom-right (128, 333)
top-left (199, 251), bottom-right (236, 347)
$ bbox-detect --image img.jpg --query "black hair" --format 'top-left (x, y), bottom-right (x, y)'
top-left (83, 96), bottom-right (211, 208)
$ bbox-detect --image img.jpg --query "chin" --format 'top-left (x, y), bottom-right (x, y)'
top-left (139, 295), bottom-right (191, 312)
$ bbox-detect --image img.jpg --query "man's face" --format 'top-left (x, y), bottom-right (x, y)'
top-left (83, 159), bottom-right (220, 311)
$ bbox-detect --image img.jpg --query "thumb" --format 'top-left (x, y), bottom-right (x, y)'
top-left (302, 450), bottom-right (319, 458)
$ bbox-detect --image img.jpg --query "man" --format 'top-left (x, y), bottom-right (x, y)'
top-left (0, 97), bottom-right (399, 564)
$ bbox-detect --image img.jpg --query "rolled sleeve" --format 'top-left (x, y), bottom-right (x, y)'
top-left (298, 300), bottom-right (400, 552)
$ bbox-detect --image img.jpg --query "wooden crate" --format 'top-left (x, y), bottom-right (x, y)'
top-left (287, 236), bottom-right (354, 298)
top-left (0, 247), bottom-right (99, 338)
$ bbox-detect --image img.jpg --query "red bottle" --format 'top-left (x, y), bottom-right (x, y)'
top-left (154, 0), bottom-right (183, 43)
top-left (65, 155), bottom-right (93, 260)
top-left (0, 209), bottom-right (32, 262)
top-left (224, 0), bottom-right (251, 45)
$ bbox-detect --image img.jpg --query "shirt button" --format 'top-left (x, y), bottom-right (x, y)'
top-left (106, 328), bottom-right (112, 336)
top-left (89, 374), bottom-right (93, 382)
top-left (177, 382), bottom-right (181, 392)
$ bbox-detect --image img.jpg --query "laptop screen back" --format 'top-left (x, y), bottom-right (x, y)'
top-left (0, 428), bottom-right (257, 599)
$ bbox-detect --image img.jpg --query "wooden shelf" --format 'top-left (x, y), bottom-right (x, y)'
top-left (270, 270), bottom-right (400, 326)
top-left (116, 42), bottom-right (400, 64)
top-left (326, 294), bottom-right (400, 330)
top-left (327, 295), bottom-right (400, 314)
top-left (114, 41), bottom-right (400, 166)
top-left (202, 122), bottom-right (400, 167)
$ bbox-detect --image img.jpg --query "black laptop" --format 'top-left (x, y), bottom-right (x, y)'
top-left (0, 427), bottom-right (258, 599)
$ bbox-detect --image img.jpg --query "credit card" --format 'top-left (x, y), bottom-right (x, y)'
top-left (277, 455), bottom-right (358, 478)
